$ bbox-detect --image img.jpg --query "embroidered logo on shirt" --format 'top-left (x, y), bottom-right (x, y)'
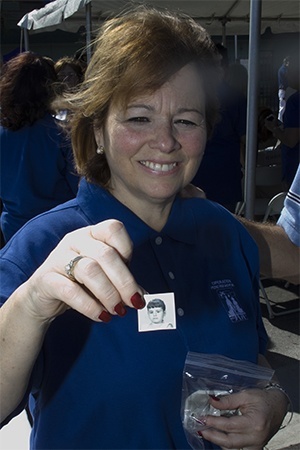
top-left (211, 279), bottom-right (248, 322)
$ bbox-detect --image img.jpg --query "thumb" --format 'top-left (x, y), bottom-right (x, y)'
top-left (90, 220), bottom-right (133, 262)
top-left (209, 392), bottom-right (241, 411)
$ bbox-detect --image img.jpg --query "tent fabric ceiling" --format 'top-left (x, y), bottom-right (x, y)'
top-left (17, 0), bottom-right (300, 36)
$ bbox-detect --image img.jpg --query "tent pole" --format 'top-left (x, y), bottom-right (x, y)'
top-left (85, 2), bottom-right (92, 63)
top-left (234, 35), bottom-right (238, 61)
top-left (221, 20), bottom-right (227, 47)
top-left (244, 0), bottom-right (262, 219)
top-left (24, 28), bottom-right (29, 51)
top-left (20, 28), bottom-right (23, 53)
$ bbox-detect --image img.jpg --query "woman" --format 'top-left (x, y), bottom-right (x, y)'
top-left (265, 54), bottom-right (300, 189)
top-left (54, 56), bottom-right (85, 92)
top-left (0, 52), bottom-right (79, 243)
top-left (0, 7), bottom-right (288, 450)
top-left (192, 44), bottom-right (247, 212)
top-left (53, 56), bottom-right (86, 121)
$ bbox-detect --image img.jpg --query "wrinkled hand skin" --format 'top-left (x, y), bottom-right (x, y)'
top-left (24, 219), bottom-right (142, 323)
top-left (200, 388), bottom-right (288, 450)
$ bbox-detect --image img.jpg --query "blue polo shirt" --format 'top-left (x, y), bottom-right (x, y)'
top-left (278, 64), bottom-right (288, 90)
top-left (0, 179), bottom-right (267, 450)
top-left (0, 113), bottom-right (79, 243)
top-left (281, 91), bottom-right (300, 187)
top-left (277, 163), bottom-right (300, 246)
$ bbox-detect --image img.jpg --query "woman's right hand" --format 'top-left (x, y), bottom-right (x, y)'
top-left (23, 219), bottom-right (145, 323)
top-left (2, 221), bottom-right (144, 422)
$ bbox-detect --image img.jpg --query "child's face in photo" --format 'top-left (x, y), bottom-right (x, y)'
top-left (137, 293), bottom-right (176, 332)
top-left (147, 307), bottom-right (165, 324)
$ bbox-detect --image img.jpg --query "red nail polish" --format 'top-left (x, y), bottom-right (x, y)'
top-left (114, 302), bottom-right (127, 317)
top-left (209, 394), bottom-right (220, 401)
top-left (98, 310), bottom-right (111, 323)
top-left (131, 292), bottom-right (145, 309)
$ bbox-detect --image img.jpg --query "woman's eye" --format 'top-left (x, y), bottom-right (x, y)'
top-left (175, 119), bottom-right (197, 126)
top-left (128, 117), bottom-right (149, 123)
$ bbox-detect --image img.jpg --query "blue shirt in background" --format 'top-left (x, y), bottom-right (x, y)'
top-left (0, 113), bottom-right (79, 243)
top-left (281, 91), bottom-right (300, 188)
top-left (278, 163), bottom-right (300, 246)
top-left (192, 81), bottom-right (247, 210)
top-left (278, 63), bottom-right (289, 90)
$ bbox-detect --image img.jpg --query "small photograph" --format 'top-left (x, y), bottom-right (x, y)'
top-left (138, 292), bottom-right (177, 332)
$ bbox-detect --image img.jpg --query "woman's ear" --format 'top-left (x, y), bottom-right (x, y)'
top-left (93, 124), bottom-right (104, 148)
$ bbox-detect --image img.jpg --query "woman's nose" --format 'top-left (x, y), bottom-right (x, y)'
top-left (149, 123), bottom-right (180, 153)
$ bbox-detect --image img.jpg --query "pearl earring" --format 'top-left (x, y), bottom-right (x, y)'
top-left (96, 145), bottom-right (104, 155)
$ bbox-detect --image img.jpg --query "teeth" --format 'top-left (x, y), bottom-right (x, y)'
top-left (140, 161), bottom-right (177, 172)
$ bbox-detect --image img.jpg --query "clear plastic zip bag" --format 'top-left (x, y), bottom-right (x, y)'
top-left (181, 352), bottom-right (274, 449)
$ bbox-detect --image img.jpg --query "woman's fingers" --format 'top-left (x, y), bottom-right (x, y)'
top-left (201, 414), bottom-right (264, 450)
top-left (27, 220), bottom-right (145, 322)
top-left (27, 271), bottom-right (112, 322)
top-left (78, 220), bottom-right (133, 263)
top-left (200, 424), bottom-right (246, 450)
top-left (68, 253), bottom-right (139, 313)
top-left (61, 221), bottom-right (144, 309)
top-left (200, 390), bottom-right (280, 450)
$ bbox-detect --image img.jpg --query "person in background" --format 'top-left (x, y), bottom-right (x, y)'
top-left (0, 52), bottom-right (79, 244)
top-left (54, 56), bottom-right (86, 121)
top-left (192, 43), bottom-right (247, 212)
top-left (54, 55), bottom-right (85, 92)
top-left (265, 54), bottom-right (299, 189)
top-left (277, 56), bottom-right (289, 122)
top-left (239, 164), bottom-right (300, 285)
top-left (0, 7), bottom-right (289, 450)
top-left (257, 106), bottom-right (278, 151)
top-left (226, 61), bottom-right (248, 98)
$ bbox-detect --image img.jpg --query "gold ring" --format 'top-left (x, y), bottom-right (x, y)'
top-left (64, 256), bottom-right (85, 282)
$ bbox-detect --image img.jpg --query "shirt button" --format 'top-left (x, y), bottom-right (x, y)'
top-left (177, 308), bottom-right (184, 316)
top-left (168, 271), bottom-right (175, 279)
top-left (155, 236), bottom-right (162, 245)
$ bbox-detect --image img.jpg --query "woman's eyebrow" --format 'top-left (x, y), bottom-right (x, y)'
top-left (127, 105), bottom-right (204, 115)
top-left (127, 104), bottom-right (153, 111)
top-left (177, 107), bottom-right (204, 115)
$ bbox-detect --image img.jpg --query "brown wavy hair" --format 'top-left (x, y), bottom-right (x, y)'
top-left (0, 52), bottom-right (57, 131)
top-left (54, 56), bottom-right (85, 81)
top-left (67, 5), bottom-right (221, 186)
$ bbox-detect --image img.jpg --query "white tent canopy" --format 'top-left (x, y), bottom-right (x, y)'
top-left (17, 0), bottom-right (300, 36)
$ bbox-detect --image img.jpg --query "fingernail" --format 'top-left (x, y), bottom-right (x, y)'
top-left (131, 292), bottom-right (145, 309)
top-left (114, 302), bottom-right (127, 317)
top-left (209, 394), bottom-right (220, 401)
top-left (197, 431), bottom-right (203, 437)
top-left (98, 310), bottom-right (112, 323)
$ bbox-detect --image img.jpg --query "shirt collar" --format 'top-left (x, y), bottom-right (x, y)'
top-left (77, 178), bottom-right (199, 245)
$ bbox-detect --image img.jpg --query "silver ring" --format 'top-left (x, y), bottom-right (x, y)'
top-left (64, 255), bottom-right (85, 282)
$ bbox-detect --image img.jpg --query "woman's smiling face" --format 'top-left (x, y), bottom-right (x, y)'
top-left (94, 63), bottom-right (207, 214)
